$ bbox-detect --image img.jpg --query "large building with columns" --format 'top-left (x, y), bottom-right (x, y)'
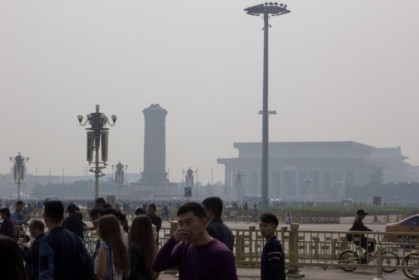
top-left (217, 141), bottom-right (416, 202)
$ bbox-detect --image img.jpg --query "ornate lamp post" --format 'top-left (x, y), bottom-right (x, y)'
top-left (10, 152), bottom-right (29, 200)
top-left (78, 105), bottom-right (117, 199)
top-left (113, 161), bottom-right (127, 199)
top-left (245, 2), bottom-right (290, 207)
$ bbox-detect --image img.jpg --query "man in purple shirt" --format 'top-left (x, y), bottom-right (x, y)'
top-left (153, 202), bottom-right (238, 280)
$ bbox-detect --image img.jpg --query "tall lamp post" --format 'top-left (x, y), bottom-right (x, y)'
top-left (10, 152), bottom-right (29, 200)
top-left (245, 2), bottom-right (290, 207)
top-left (113, 161), bottom-right (127, 199)
top-left (78, 105), bottom-right (117, 199)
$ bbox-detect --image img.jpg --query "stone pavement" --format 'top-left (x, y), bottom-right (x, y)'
top-left (156, 266), bottom-right (411, 279)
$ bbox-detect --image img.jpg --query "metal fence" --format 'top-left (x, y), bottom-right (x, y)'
top-left (151, 223), bottom-right (419, 275)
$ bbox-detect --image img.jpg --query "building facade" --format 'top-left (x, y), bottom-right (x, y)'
top-left (217, 141), bottom-right (386, 202)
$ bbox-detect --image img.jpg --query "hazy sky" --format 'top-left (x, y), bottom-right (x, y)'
top-left (1, 1), bottom-right (418, 185)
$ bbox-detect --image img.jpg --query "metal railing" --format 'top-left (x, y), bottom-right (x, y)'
top-left (150, 223), bottom-right (419, 274)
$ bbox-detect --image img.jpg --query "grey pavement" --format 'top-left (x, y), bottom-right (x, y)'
top-left (156, 266), bottom-right (412, 280)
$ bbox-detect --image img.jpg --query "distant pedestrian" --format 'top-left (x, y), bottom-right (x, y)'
top-left (153, 202), bottom-right (238, 280)
top-left (94, 197), bottom-right (107, 209)
top-left (147, 203), bottom-right (162, 245)
top-left (259, 213), bottom-right (286, 280)
top-left (63, 203), bottom-right (84, 240)
top-left (285, 210), bottom-right (292, 224)
top-left (202, 196), bottom-right (234, 251)
top-left (0, 207), bottom-right (16, 239)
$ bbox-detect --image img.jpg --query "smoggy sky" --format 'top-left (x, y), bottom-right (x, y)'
top-left (1, 0), bottom-right (418, 185)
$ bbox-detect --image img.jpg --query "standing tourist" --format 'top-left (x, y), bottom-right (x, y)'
top-left (63, 203), bottom-right (84, 240)
top-left (95, 215), bottom-right (129, 280)
top-left (0, 207), bottom-right (16, 239)
top-left (39, 200), bottom-right (94, 280)
top-left (202, 196), bottom-right (234, 251)
top-left (259, 213), bottom-right (286, 280)
top-left (128, 215), bottom-right (157, 280)
top-left (153, 202), bottom-right (238, 280)
top-left (20, 220), bottom-right (46, 280)
top-left (147, 203), bottom-right (162, 245)
top-left (0, 235), bottom-right (27, 280)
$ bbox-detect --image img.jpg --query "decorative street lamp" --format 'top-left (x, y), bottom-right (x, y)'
top-left (10, 152), bottom-right (29, 200)
top-left (245, 2), bottom-right (290, 207)
top-left (78, 105), bottom-right (117, 199)
top-left (113, 161), bottom-right (127, 199)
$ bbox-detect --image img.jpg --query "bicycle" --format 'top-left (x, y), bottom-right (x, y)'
top-left (338, 238), bottom-right (399, 273)
top-left (402, 251), bottom-right (419, 279)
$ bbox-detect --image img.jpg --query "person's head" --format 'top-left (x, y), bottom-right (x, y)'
top-left (0, 235), bottom-right (27, 280)
top-left (43, 200), bottom-right (64, 227)
top-left (129, 215), bottom-right (156, 277)
top-left (29, 219), bottom-right (45, 239)
top-left (67, 203), bottom-right (79, 215)
top-left (98, 215), bottom-right (121, 241)
top-left (15, 201), bottom-right (25, 211)
top-left (94, 197), bottom-right (106, 209)
top-left (135, 207), bottom-right (146, 215)
top-left (356, 209), bottom-right (368, 217)
top-left (355, 209), bottom-right (368, 223)
top-left (89, 208), bottom-right (103, 228)
top-left (259, 213), bottom-right (279, 239)
top-left (177, 202), bottom-right (208, 243)
top-left (202, 196), bottom-right (223, 219)
top-left (147, 203), bottom-right (157, 216)
top-left (97, 215), bottom-right (129, 276)
top-left (0, 207), bottom-right (11, 219)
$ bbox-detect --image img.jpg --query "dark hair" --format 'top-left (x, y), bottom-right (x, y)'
top-left (95, 197), bottom-right (106, 204)
top-left (102, 207), bottom-right (119, 217)
top-left (89, 208), bottom-right (103, 218)
top-left (148, 203), bottom-right (157, 210)
top-left (135, 208), bottom-right (146, 215)
top-left (103, 203), bottom-right (113, 209)
top-left (0, 235), bottom-right (27, 280)
top-left (43, 200), bottom-right (64, 223)
top-left (202, 196), bottom-right (223, 218)
top-left (29, 219), bottom-right (45, 232)
top-left (67, 203), bottom-right (79, 214)
top-left (0, 207), bottom-right (11, 217)
top-left (177, 202), bottom-right (206, 218)
top-left (128, 215), bottom-right (156, 278)
top-left (260, 213), bottom-right (279, 226)
top-left (16, 200), bottom-right (24, 206)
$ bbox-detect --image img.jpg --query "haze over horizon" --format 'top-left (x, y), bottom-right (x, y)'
top-left (1, 1), bottom-right (418, 185)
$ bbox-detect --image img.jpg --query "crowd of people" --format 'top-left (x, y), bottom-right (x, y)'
top-left (0, 197), bottom-right (286, 280)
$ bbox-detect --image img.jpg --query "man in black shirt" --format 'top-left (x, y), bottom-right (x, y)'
top-left (63, 203), bottom-right (84, 240)
top-left (202, 196), bottom-right (234, 251)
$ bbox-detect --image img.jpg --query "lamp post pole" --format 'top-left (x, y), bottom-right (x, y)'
top-left (245, 2), bottom-right (290, 207)
top-left (10, 153), bottom-right (29, 200)
top-left (78, 105), bottom-right (117, 199)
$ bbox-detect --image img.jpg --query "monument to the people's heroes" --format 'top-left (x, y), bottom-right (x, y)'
top-left (135, 104), bottom-right (177, 199)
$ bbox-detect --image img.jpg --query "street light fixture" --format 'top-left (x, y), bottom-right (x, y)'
top-left (245, 2), bottom-right (290, 207)
top-left (10, 152), bottom-right (29, 200)
top-left (113, 161), bottom-right (127, 200)
top-left (78, 104), bottom-right (117, 199)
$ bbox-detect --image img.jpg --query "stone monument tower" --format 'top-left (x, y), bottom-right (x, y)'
top-left (140, 104), bottom-right (169, 184)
